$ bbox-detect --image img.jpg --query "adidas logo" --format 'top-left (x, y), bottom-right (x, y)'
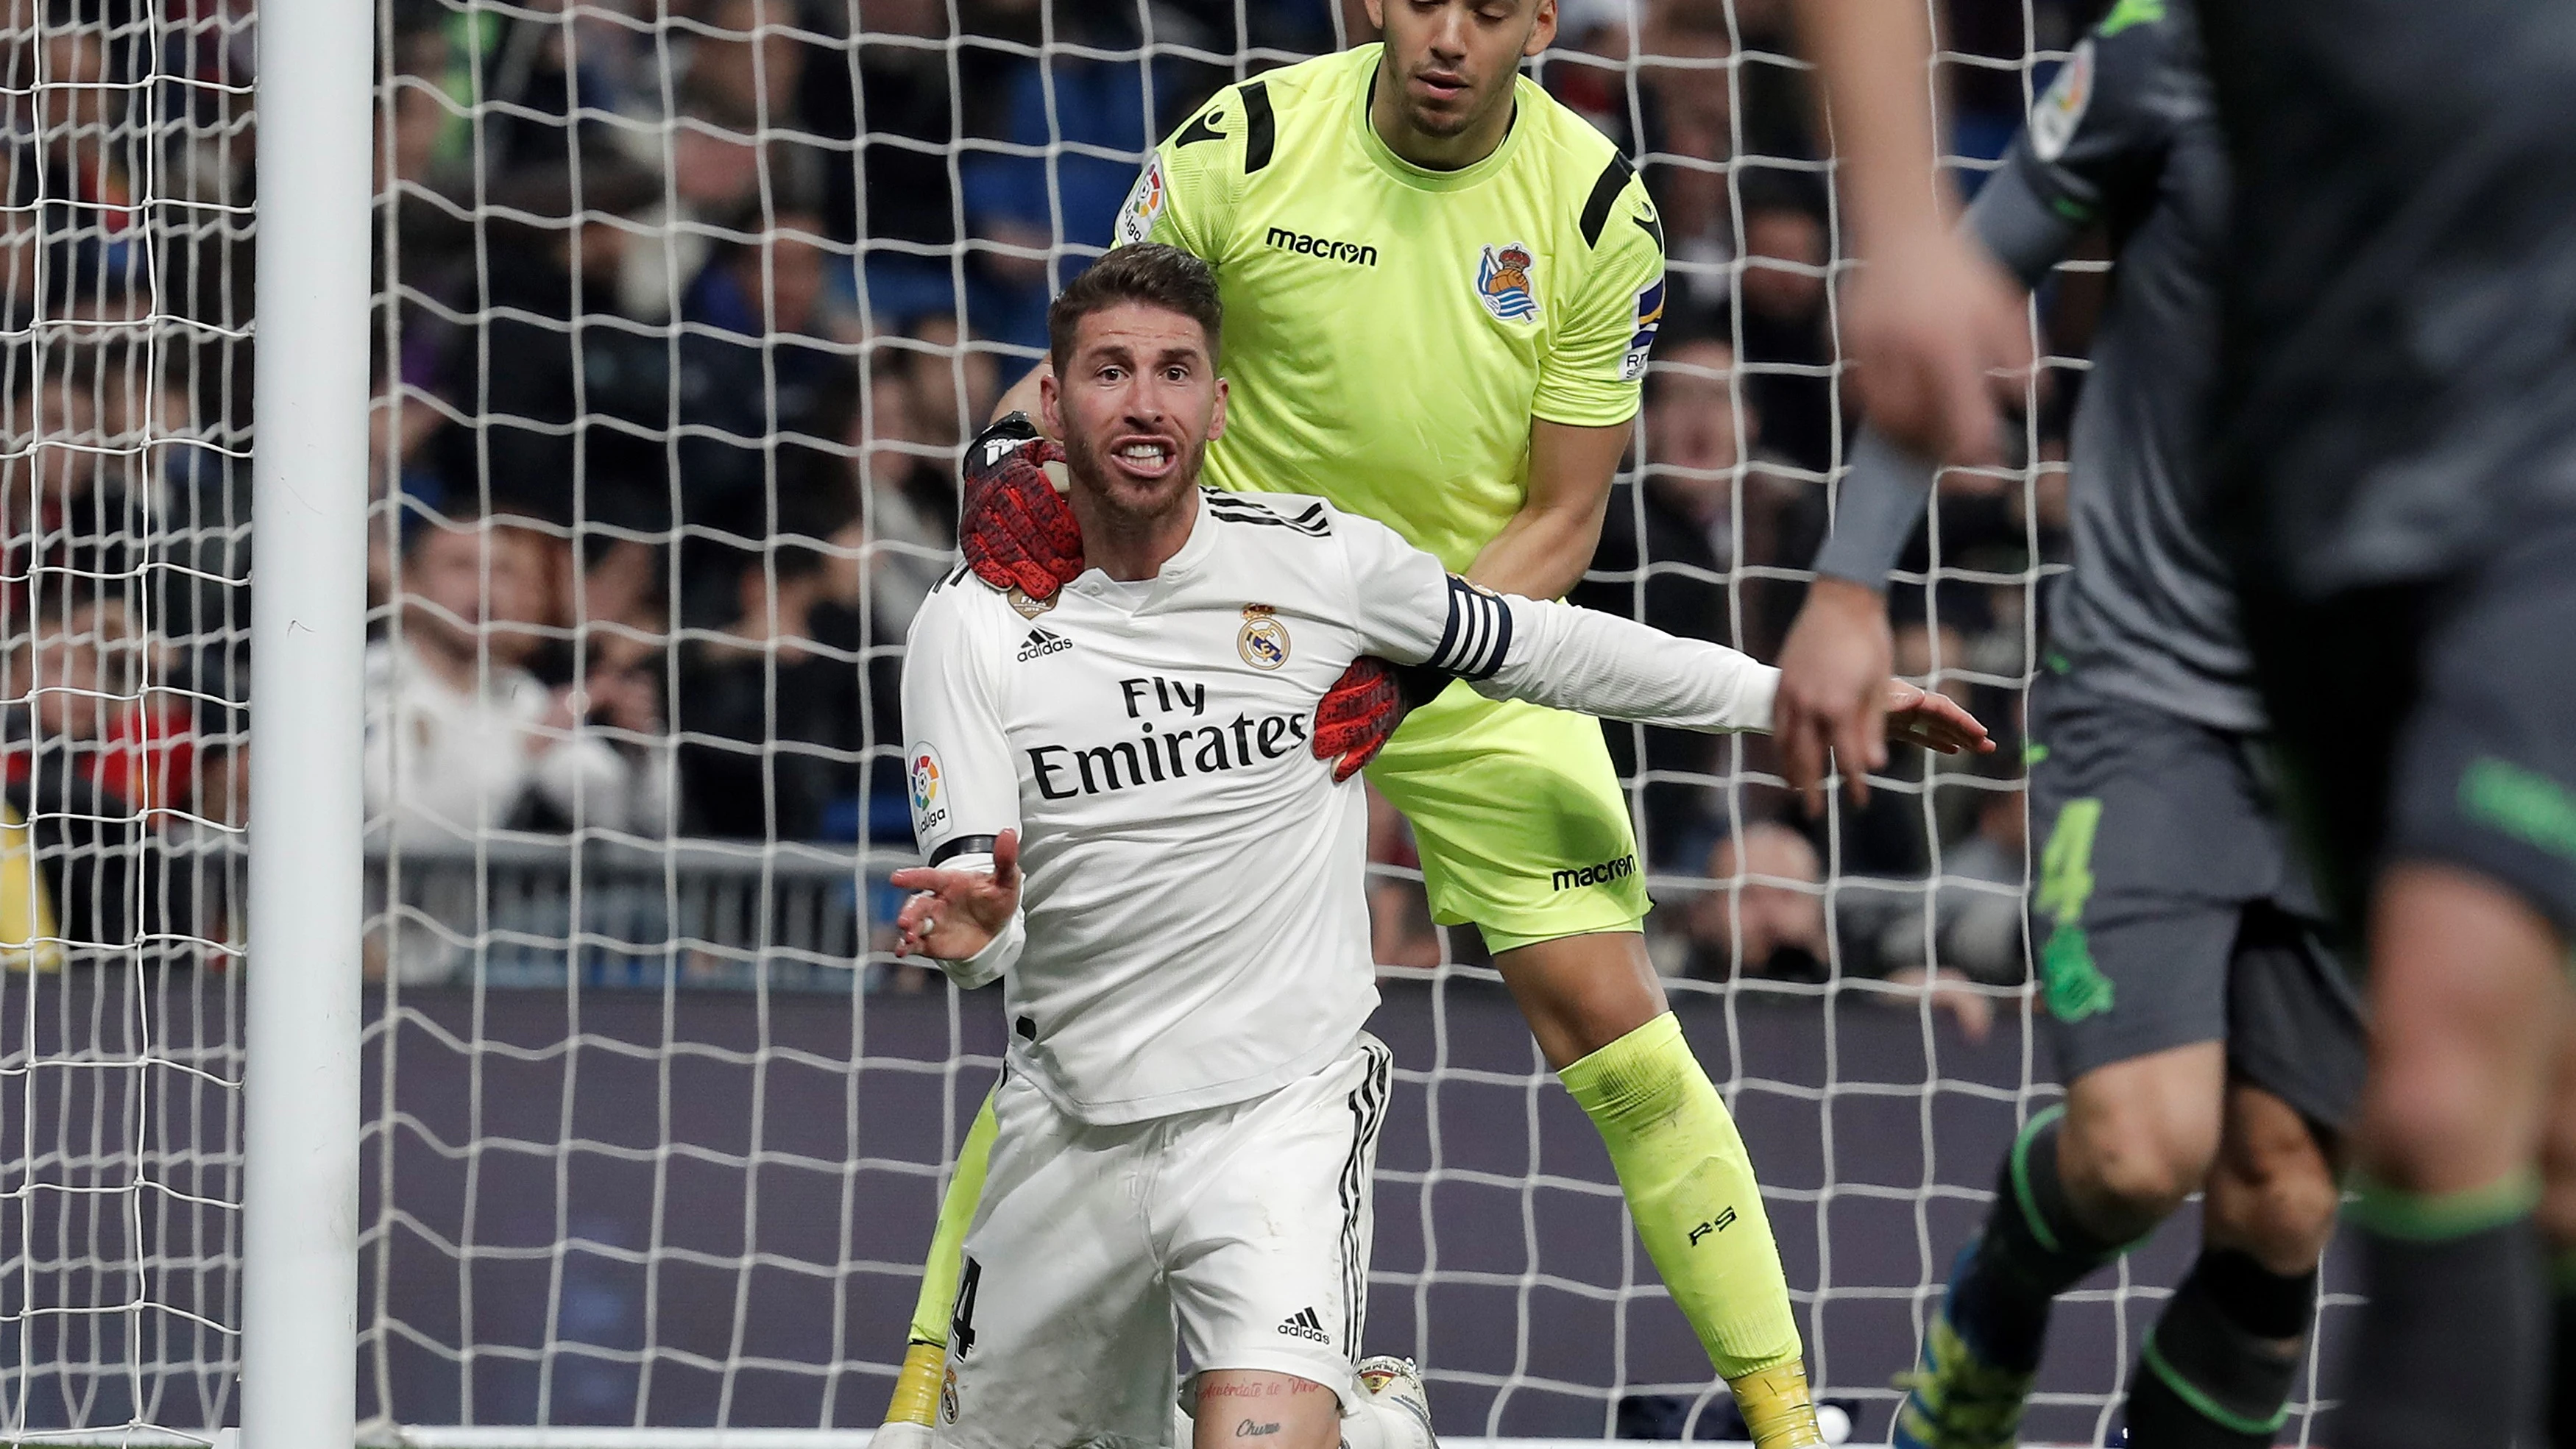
top-left (1016, 625), bottom-right (1072, 662)
top-left (1275, 1305), bottom-right (1330, 1343)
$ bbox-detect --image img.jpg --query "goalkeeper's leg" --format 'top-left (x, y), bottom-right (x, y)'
top-left (1501, 933), bottom-right (1820, 1449)
top-left (1370, 696), bottom-right (1821, 1448)
top-left (881, 1090), bottom-right (999, 1436)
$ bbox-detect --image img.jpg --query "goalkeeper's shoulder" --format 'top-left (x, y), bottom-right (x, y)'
top-left (1518, 81), bottom-right (1661, 261)
top-left (1123, 50), bottom-right (1368, 249)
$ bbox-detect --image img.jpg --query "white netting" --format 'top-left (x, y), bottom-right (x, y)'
top-left (336, 1), bottom-right (2354, 1445)
top-left (0, 0), bottom-right (254, 1436)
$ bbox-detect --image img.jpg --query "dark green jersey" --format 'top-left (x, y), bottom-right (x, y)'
top-left (1816, 0), bottom-right (2260, 730)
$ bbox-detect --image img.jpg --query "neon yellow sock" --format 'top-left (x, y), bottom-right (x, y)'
top-left (885, 1090), bottom-right (1000, 1425)
top-left (1560, 1013), bottom-right (1803, 1382)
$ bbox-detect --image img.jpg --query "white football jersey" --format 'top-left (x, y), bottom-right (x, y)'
top-left (902, 489), bottom-right (1777, 1125)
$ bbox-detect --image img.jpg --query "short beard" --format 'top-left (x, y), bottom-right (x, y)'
top-left (1061, 427), bottom-right (1207, 530)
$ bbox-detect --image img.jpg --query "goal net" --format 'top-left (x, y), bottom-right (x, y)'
top-left (0, 0), bottom-right (255, 1437)
top-left (4, 0), bottom-right (2355, 1444)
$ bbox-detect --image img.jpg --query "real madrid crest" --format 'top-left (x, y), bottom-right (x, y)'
top-left (1238, 603), bottom-right (1291, 670)
top-left (940, 1365), bottom-right (960, 1425)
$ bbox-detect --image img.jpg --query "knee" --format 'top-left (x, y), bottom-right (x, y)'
top-left (2204, 1125), bottom-right (2342, 1272)
top-left (2060, 1107), bottom-right (2215, 1234)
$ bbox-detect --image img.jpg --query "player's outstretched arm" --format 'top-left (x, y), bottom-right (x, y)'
top-left (890, 829), bottom-right (1024, 969)
top-left (1794, 0), bottom-right (2029, 466)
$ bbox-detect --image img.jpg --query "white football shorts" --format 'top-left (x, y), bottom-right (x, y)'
top-left (931, 1033), bottom-right (1393, 1449)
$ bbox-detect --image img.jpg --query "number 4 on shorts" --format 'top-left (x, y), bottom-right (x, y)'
top-left (2034, 798), bottom-right (2115, 1022)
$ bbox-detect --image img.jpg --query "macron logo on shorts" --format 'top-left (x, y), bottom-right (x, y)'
top-left (1552, 854), bottom-right (1636, 892)
top-left (1276, 1306), bottom-right (1330, 1343)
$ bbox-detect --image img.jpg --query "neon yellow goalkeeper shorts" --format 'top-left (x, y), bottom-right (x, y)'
top-left (1364, 684), bottom-right (1649, 954)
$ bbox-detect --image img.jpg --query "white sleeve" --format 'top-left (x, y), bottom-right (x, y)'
top-left (1334, 506), bottom-right (1778, 733)
top-left (1473, 594), bottom-right (1778, 732)
top-left (899, 582), bottom-right (1025, 985)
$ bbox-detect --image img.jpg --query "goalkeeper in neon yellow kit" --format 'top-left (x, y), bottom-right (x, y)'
top-left (882, 2), bottom-right (1823, 1443)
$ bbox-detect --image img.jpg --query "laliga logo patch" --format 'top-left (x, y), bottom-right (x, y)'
top-left (2028, 38), bottom-right (2094, 163)
top-left (1621, 275), bottom-right (1666, 382)
top-left (1116, 155), bottom-right (1167, 246)
top-left (1238, 603), bottom-right (1291, 670)
top-left (1476, 242), bottom-right (1541, 323)
top-left (909, 744), bottom-right (949, 832)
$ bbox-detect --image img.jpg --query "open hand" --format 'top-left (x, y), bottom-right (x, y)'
top-left (889, 830), bottom-right (1025, 962)
top-left (1884, 679), bottom-right (1992, 758)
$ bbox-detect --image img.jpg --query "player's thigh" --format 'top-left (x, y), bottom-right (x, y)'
top-left (2026, 673), bottom-right (2279, 1085)
top-left (1160, 1035), bottom-right (1393, 1400)
top-left (2221, 904), bottom-right (2365, 1147)
top-left (2385, 524), bottom-right (2576, 952)
top-left (1190, 1371), bottom-right (1342, 1449)
top-left (2360, 863), bottom-right (2570, 1191)
top-left (934, 1078), bottom-right (1174, 1449)
top-left (1367, 692), bottom-right (1646, 952)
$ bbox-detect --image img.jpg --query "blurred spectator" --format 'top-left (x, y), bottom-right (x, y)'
top-left (894, 314), bottom-right (1000, 451)
top-left (673, 529), bottom-right (866, 840)
top-left (850, 0), bottom-right (966, 322)
top-left (0, 7), bottom-right (151, 326)
top-left (1635, 0), bottom-right (1735, 330)
top-left (1872, 773), bottom-right (2026, 989)
top-left (676, 208), bottom-right (862, 597)
top-left (387, 0), bottom-right (625, 182)
top-left (364, 509), bottom-right (669, 849)
top-left (854, 356), bottom-right (958, 642)
top-left (1685, 823), bottom-right (1826, 983)
top-left (439, 156), bottom-right (670, 531)
top-left (960, 12), bottom-right (1167, 353)
top-left (0, 598), bottom-right (193, 958)
top-left (1732, 173), bottom-right (1839, 477)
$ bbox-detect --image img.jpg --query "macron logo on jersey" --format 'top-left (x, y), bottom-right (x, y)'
top-left (1264, 225), bottom-right (1378, 267)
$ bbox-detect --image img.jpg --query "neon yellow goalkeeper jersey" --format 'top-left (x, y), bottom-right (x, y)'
top-left (1111, 44), bottom-right (1667, 573)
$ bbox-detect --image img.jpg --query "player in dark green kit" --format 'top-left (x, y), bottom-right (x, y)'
top-left (1779, 4), bottom-right (2363, 1445)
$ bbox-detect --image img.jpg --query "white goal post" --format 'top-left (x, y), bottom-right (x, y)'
top-left (242, 3), bottom-right (369, 1449)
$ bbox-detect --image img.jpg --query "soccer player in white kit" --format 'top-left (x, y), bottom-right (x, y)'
top-left (891, 245), bottom-right (1989, 1449)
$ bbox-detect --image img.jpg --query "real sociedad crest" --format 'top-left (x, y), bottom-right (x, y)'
top-left (1476, 242), bottom-right (1541, 324)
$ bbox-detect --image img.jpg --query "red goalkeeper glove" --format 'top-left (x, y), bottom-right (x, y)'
top-left (1312, 656), bottom-right (1454, 783)
top-left (960, 413), bottom-right (1083, 600)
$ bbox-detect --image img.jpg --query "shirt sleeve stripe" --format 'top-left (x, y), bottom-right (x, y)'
top-left (1242, 80), bottom-right (1276, 173)
top-left (1429, 576), bottom-right (1513, 680)
top-left (1579, 154), bottom-right (1637, 249)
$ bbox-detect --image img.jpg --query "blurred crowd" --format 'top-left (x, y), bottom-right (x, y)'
top-left (0, 0), bottom-right (2103, 996)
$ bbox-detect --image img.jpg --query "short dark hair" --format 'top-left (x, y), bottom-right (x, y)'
top-left (1047, 244), bottom-right (1222, 372)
